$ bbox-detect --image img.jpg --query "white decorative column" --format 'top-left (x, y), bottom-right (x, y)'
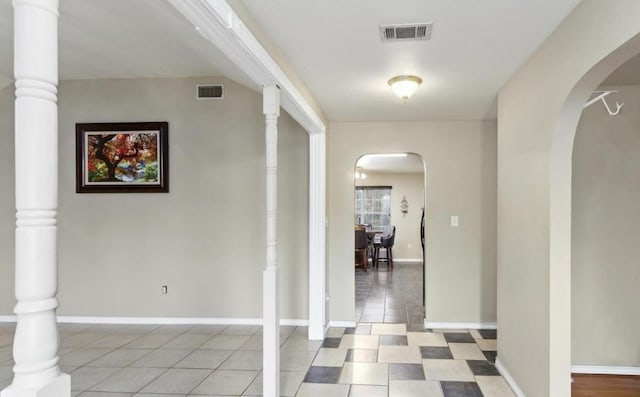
top-left (262, 85), bottom-right (280, 397)
top-left (308, 133), bottom-right (326, 340)
top-left (2, 0), bottom-right (70, 396)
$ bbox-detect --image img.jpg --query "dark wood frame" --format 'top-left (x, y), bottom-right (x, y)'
top-left (76, 122), bottom-right (169, 193)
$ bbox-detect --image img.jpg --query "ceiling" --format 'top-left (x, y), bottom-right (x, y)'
top-left (0, 0), bottom-right (257, 90)
top-left (357, 153), bottom-right (424, 174)
top-left (241, 0), bottom-right (582, 121)
top-left (0, 0), bottom-right (586, 122)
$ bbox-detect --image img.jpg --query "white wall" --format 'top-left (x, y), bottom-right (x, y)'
top-left (0, 77), bottom-right (309, 320)
top-left (497, 1), bottom-right (640, 395)
top-left (328, 121), bottom-right (497, 325)
top-left (572, 85), bottom-right (640, 367)
top-left (355, 171), bottom-right (424, 261)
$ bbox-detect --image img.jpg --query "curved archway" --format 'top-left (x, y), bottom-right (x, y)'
top-left (352, 152), bottom-right (427, 324)
top-left (497, 2), bottom-right (640, 395)
top-left (549, 33), bottom-right (640, 394)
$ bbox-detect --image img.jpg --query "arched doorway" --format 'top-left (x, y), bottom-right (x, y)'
top-left (550, 38), bottom-right (640, 394)
top-left (497, 3), bottom-right (640, 395)
top-left (570, 55), bottom-right (640, 390)
top-left (352, 153), bottom-right (426, 325)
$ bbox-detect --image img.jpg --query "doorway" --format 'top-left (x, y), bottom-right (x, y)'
top-left (570, 54), bottom-right (640, 394)
top-left (352, 153), bottom-right (426, 325)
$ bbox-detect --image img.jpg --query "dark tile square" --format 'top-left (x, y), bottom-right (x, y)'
top-left (483, 350), bottom-right (497, 364)
top-left (443, 332), bottom-right (475, 343)
top-left (321, 337), bottom-right (341, 348)
top-left (408, 314), bottom-right (425, 325)
top-left (478, 329), bottom-right (497, 339)
top-left (303, 366), bottom-right (342, 384)
top-left (379, 335), bottom-right (408, 346)
top-left (420, 346), bottom-right (453, 359)
top-left (466, 360), bottom-right (500, 376)
top-left (343, 327), bottom-right (356, 335)
top-left (441, 381), bottom-right (483, 397)
top-left (389, 363), bottom-right (425, 380)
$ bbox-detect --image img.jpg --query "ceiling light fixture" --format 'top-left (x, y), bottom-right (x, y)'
top-left (388, 75), bottom-right (422, 101)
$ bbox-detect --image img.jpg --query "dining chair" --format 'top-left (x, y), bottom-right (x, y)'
top-left (354, 228), bottom-right (369, 271)
top-left (375, 226), bottom-right (396, 269)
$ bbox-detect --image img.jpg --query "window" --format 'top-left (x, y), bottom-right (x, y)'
top-left (355, 186), bottom-right (391, 231)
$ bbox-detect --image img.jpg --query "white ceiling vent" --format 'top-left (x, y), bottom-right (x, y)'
top-left (380, 22), bottom-right (432, 42)
top-left (197, 84), bottom-right (224, 99)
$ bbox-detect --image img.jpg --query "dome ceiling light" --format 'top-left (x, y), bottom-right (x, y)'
top-left (388, 75), bottom-right (422, 101)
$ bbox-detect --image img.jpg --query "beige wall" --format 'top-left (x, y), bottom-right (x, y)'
top-left (328, 121), bottom-right (497, 325)
top-left (0, 86), bottom-right (14, 314)
top-left (572, 85), bottom-right (640, 367)
top-left (497, 1), bottom-right (640, 395)
top-left (0, 77), bottom-right (309, 320)
top-left (355, 171), bottom-right (425, 261)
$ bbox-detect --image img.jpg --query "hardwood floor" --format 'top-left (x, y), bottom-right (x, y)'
top-left (572, 374), bottom-right (640, 397)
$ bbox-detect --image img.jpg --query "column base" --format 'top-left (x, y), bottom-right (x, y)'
top-left (1, 373), bottom-right (70, 397)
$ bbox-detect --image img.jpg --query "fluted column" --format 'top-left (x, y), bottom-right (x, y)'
top-left (2, 0), bottom-right (70, 396)
top-left (262, 86), bottom-right (280, 397)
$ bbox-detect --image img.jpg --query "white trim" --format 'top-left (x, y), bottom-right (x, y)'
top-left (571, 365), bottom-right (640, 375)
top-left (308, 133), bottom-right (326, 341)
top-left (394, 258), bottom-right (423, 263)
top-left (425, 320), bottom-right (497, 330)
top-left (0, 315), bottom-right (17, 322)
top-left (49, 316), bottom-right (308, 326)
top-left (495, 357), bottom-right (526, 397)
top-left (328, 320), bottom-right (357, 328)
top-left (262, 85), bottom-right (281, 397)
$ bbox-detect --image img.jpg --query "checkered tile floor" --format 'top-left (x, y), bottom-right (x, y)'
top-left (299, 323), bottom-right (513, 397)
top-left (0, 322), bottom-right (513, 396)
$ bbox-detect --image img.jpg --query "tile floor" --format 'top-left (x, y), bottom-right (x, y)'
top-left (355, 262), bottom-right (424, 324)
top-left (0, 264), bottom-right (514, 396)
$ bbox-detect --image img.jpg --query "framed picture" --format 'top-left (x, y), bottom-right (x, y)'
top-left (76, 122), bottom-right (169, 193)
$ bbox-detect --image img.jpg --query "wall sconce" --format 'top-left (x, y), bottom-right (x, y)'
top-left (401, 195), bottom-right (408, 217)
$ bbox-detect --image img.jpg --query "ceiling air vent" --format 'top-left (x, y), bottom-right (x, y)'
top-left (380, 22), bottom-right (432, 42)
top-left (197, 84), bottom-right (224, 100)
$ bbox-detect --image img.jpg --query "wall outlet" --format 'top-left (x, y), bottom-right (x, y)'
top-left (408, 243), bottom-right (412, 249)
top-left (161, 285), bottom-right (168, 294)
top-left (451, 215), bottom-right (459, 227)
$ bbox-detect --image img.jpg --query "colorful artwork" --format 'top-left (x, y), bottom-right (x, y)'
top-left (76, 122), bottom-right (168, 193)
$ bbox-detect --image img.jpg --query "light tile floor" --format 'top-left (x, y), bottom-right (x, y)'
top-left (0, 265), bottom-right (514, 396)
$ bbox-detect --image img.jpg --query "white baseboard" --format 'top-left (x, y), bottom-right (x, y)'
top-left (495, 357), bottom-right (525, 397)
top-left (424, 320), bottom-right (497, 330)
top-left (328, 320), bottom-right (357, 328)
top-left (1, 315), bottom-right (308, 327)
top-left (394, 258), bottom-right (423, 263)
top-left (572, 365), bottom-right (640, 375)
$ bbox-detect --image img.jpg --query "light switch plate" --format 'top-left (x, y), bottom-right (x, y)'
top-left (451, 215), bottom-right (459, 227)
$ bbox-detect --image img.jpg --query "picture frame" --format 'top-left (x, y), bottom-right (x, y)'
top-left (76, 122), bottom-right (169, 193)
